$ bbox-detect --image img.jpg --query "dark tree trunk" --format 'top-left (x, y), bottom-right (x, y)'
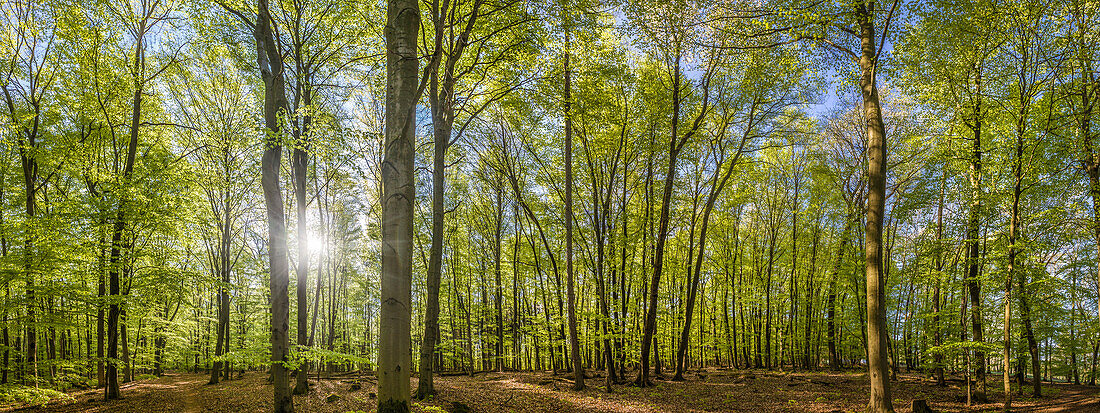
top-left (105, 22), bottom-right (150, 398)
top-left (674, 145), bottom-right (738, 379)
top-left (255, 0), bottom-right (294, 409)
top-left (562, 18), bottom-right (584, 392)
top-left (292, 113), bottom-right (311, 395)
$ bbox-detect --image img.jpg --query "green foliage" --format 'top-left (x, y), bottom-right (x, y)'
top-left (285, 346), bottom-right (372, 371)
top-left (413, 403), bottom-right (447, 413)
top-left (0, 0), bottom-right (1096, 406)
top-left (0, 385), bottom-right (74, 407)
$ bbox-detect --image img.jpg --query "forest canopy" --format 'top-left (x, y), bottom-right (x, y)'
top-left (1, 0), bottom-right (1098, 412)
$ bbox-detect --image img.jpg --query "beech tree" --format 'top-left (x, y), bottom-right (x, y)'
top-left (377, 0), bottom-right (419, 409)
top-left (0, 1), bottom-right (1097, 412)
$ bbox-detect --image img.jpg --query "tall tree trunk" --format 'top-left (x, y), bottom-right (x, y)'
top-left (933, 175), bottom-right (946, 386)
top-left (827, 217), bottom-right (851, 371)
top-left (415, 0), bottom-right (453, 389)
top-left (856, 4), bottom-right (893, 410)
top-left (675, 156), bottom-right (737, 379)
top-left (504, 165), bottom-right (564, 372)
top-left (802, 218), bottom-right (820, 369)
top-left (21, 151), bottom-right (37, 387)
top-left (965, 63), bottom-right (987, 405)
top-left (211, 207), bottom-right (231, 385)
top-left (377, 0), bottom-right (419, 408)
top-left (0, 154), bottom-right (8, 385)
top-left (97, 226), bottom-right (105, 388)
top-left (105, 21), bottom-right (150, 398)
top-left (1074, 10), bottom-right (1100, 389)
top-left (579, 123), bottom-right (625, 389)
top-left (638, 44), bottom-right (691, 388)
top-left (513, 206), bottom-right (523, 372)
top-left (493, 186), bottom-right (505, 372)
top-left (2, 39), bottom-right (42, 389)
top-left (417, 114), bottom-right (447, 396)
top-left (764, 228), bottom-right (776, 369)
top-left (1019, 266), bottom-right (1040, 396)
top-left (121, 308), bottom-right (131, 383)
top-left (563, 17), bottom-right (584, 392)
top-left (590, 177), bottom-right (614, 390)
top-left (1003, 91), bottom-right (1030, 411)
top-left (292, 103), bottom-right (311, 395)
top-left (255, 0), bottom-right (294, 409)
top-left (789, 179), bottom-right (800, 370)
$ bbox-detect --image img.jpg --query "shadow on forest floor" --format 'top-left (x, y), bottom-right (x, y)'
top-left (2, 368), bottom-right (1097, 412)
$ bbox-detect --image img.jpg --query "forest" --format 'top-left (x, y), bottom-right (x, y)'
top-left (0, 0), bottom-right (1099, 411)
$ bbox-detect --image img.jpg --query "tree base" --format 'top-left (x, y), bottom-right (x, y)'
top-left (378, 398), bottom-right (410, 413)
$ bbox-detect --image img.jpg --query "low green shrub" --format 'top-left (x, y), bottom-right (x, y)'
top-left (0, 384), bottom-right (74, 407)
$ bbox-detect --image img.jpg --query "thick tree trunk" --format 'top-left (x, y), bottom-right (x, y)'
top-left (255, 0), bottom-right (294, 409)
top-left (377, 0), bottom-right (419, 408)
top-left (856, 5), bottom-right (894, 411)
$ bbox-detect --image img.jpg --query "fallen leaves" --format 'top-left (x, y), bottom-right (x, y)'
top-left (3, 369), bottom-right (1097, 412)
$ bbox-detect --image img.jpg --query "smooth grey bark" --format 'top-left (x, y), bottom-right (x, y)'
top-left (856, 2), bottom-right (893, 410)
top-left (377, 0), bottom-right (419, 408)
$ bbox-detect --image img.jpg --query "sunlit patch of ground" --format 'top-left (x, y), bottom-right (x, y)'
top-left (3, 368), bottom-right (1097, 412)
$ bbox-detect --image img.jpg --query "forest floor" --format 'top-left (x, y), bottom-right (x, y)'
top-left (2, 368), bottom-right (1097, 412)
